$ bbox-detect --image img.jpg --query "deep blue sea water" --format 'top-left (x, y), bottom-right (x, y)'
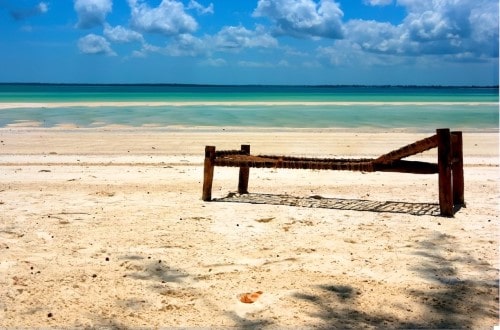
top-left (0, 84), bottom-right (497, 130)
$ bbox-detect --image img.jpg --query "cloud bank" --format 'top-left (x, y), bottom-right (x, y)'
top-left (345, 0), bottom-right (498, 59)
top-left (72, 0), bottom-right (497, 71)
top-left (253, 0), bottom-right (344, 39)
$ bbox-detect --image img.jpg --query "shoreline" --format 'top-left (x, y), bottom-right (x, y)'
top-left (0, 125), bottom-right (498, 134)
top-left (1, 101), bottom-right (499, 109)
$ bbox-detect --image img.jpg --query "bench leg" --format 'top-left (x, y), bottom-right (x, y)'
top-left (452, 131), bottom-right (465, 207)
top-left (202, 146), bottom-right (216, 201)
top-left (238, 144), bottom-right (250, 194)
top-left (437, 129), bottom-right (453, 217)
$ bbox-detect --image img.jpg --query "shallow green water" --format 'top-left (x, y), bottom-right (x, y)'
top-left (0, 84), bottom-right (497, 129)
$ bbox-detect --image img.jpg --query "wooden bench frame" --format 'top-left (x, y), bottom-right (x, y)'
top-left (202, 128), bottom-right (464, 217)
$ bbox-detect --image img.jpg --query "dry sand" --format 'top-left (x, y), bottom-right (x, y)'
top-left (0, 127), bottom-right (498, 329)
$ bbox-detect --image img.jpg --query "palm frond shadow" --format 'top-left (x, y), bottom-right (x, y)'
top-left (292, 233), bottom-right (499, 329)
top-left (214, 192), bottom-right (443, 216)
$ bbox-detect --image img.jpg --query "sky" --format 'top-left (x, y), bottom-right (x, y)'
top-left (0, 0), bottom-right (498, 85)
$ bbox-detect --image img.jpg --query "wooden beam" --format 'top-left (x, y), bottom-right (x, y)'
top-left (374, 134), bottom-right (438, 164)
top-left (202, 146), bottom-right (216, 201)
top-left (216, 157), bottom-right (375, 171)
top-left (437, 129), bottom-right (453, 216)
top-left (238, 144), bottom-right (251, 194)
top-left (373, 160), bottom-right (438, 174)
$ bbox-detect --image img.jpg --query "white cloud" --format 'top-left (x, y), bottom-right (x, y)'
top-left (187, 0), bottom-right (214, 15)
top-left (200, 58), bottom-right (227, 67)
top-left (395, 0), bottom-right (430, 11)
top-left (364, 0), bottom-right (392, 6)
top-left (128, 0), bottom-right (198, 36)
top-left (237, 60), bottom-right (290, 68)
top-left (165, 34), bottom-right (207, 56)
top-left (104, 24), bottom-right (144, 43)
top-left (405, 11), bottom-right (460, 42)
top-left (468, 1), bottom-right (499, 57)
top-left (74, 0), bottom-right (112, 29)
top-left (277, 59), bottom-right (290, 67)
top-left (339, 0), bottom-right (498, 61)
top-left (77, 34), bottom-right (116, 56)
top-left (212, 25), bottom-right (278, 50)
top-left (129, 35), bottom-right (207, 58)
top-left (130, 24), bottom-right (278, 59)
top-left (131, 50), bottom-right (147, 58)
top-left (238, 60), bottom-right (274, 68)
top-left (131, 42), bottom-right (161, 57)
top-left (38, 2), bottom-right (48, 13)
top-left (318, 40), bottom-right (412, 67)
top-left (9, 1), bottom-right (48, 20)
top-left (404, 0), bottom-right (498, 57)
top-left (253, 0), bottom-right (344, 39)
top-left (346, 19), bottom-right (409, 54)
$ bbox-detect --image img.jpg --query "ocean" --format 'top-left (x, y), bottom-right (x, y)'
top-left (0, 84), bottom-right (498, 130)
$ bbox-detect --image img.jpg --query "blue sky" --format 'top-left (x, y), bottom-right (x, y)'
top-left (0, 0), bottom-right (498, 85)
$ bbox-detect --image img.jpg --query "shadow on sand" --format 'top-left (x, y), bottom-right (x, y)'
top-left (214, 192), bottom-right (445, 216)
top-left (291, 233), bottom-right (499, 329)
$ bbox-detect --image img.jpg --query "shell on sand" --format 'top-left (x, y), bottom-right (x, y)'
top-left (239, 291), bottom-right (263, 304)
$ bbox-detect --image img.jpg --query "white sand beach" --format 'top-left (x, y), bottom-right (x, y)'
top-left (0, 127), bottom-right (498, 328)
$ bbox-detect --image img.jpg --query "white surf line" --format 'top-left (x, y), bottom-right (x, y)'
top-left (0, 101), bottom-right (498, 109)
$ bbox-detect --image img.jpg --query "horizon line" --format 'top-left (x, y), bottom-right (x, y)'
top-left (0, 82), bottom-right (498, 88)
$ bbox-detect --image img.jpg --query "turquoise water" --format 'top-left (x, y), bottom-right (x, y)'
top-left (0, 84), bottom-right (498, 130)
top-left (0, 84), bottom-right (498, 102)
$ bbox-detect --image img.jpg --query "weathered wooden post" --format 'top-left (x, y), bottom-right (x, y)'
top-left (238, 144), bottom-right (250, 194)
top-left (202, 146), bottom-right (216, 201)
top-left (451, 131), bottom-right (465, 207)
top-left (437, 129), bottom-right (453, 216)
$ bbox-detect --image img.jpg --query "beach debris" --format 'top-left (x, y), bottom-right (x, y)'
top-left (255, 217), bottom-right (274, 223)
top-left (12, 276), bottom-right (27, 286)
top-left (94, 191), bottom-right (115, 197)
top-left (39, 169), bottom-right (51, 173)
top-left (239, 291), bottom-right (263, 304)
